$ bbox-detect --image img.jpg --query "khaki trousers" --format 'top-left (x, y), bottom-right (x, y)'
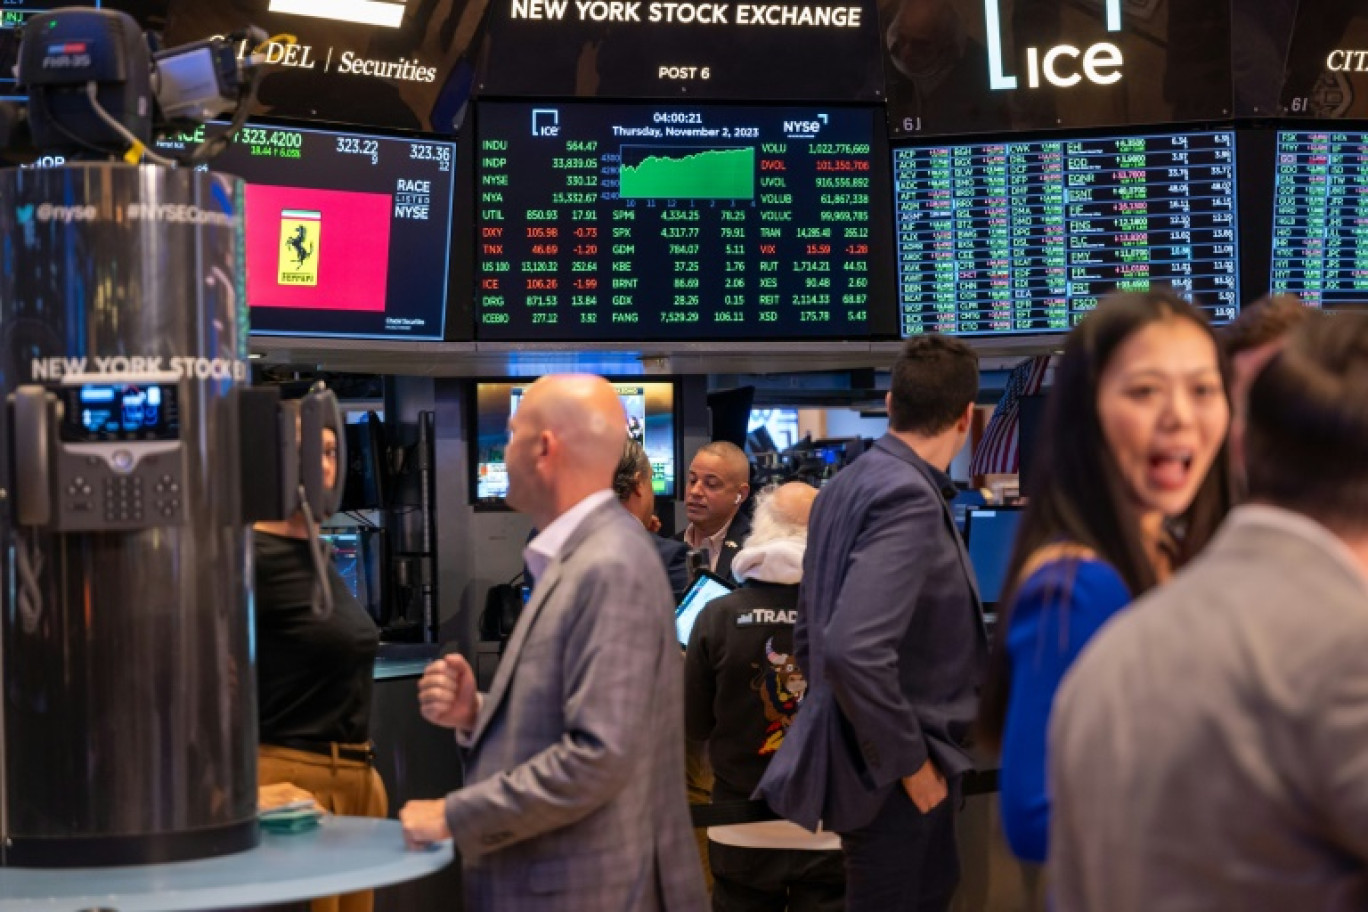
top-left (259, 744), bottom-right (389, 912)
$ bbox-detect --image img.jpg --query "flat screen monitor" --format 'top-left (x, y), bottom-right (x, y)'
top-left (321, 530), bottom-right (364, 601)
top-left (675, 571), bottom-right (735, 648)
top-left (473, 379), bottom-right (678, 505)
top-left (893, 130), bottom-right (1240, 336)
top-left (340, 411), bottom-right (388, 511)
top-left (155, 121), bottom-right (455, 340)
top-left (475, 101), bottom-right (892, 341)
top-left (965, 507), bottom-right (1024, 608)
top-left (1268, 130), bottom-right (1367, 309)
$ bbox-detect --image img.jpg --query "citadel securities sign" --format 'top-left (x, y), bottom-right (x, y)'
top-left (160, 0), bottom-right (474, 134)
top-left (986, 0), bottom-right (1123, 89)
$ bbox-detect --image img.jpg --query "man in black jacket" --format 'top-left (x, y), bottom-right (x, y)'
top-left (686, 482), bottom-right (843, 912)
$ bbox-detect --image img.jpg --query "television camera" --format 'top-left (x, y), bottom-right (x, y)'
top-left (15, 6), bottom-right (269, 164)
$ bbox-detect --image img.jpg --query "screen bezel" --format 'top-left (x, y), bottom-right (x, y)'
top-left (467, 374), bottom-right (683, 511)
top-left (470, 98), bottom-right (899, 343)
top-left (963, 504), bottom-right (1026, 609)
top-left (1233, 120), bottom-right (1368, 308)
top-left (59, 381), bottom-right (180, 442)
top-left (889, 120), bottom-right (1246, 339)
top-left (180, 116), bottom-right (465, 343)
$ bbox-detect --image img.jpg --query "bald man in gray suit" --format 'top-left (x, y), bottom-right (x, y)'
top-left (1050, 314), bottom-right (1368, 911)
top-left (401, 375), bottom-right (706, 911)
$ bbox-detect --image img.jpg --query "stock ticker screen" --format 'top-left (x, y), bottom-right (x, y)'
top-left (475, 102), bottom-right (887, 341)
top-left (1269, 130), bottom-right (1368, 308)
top-left (893, 130), bottom-right (1241, 336)
top-left (159, 122), bottom-right (456, 340)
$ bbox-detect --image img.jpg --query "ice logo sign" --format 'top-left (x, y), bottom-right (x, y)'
top-left (532, 108), bottom-right (560, 137)
top-left (985, 0), bottom-right (1124, 91)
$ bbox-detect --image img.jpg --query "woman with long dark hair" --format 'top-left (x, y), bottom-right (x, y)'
top-left (978, 289), bottom-right (1233, 864)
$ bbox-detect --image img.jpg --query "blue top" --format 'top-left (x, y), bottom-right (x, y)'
top-left (999, 557), bottom-right (1131, 863)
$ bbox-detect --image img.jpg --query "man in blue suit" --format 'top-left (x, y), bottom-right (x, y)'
top-left (757, 335), bottom-right (987, 912)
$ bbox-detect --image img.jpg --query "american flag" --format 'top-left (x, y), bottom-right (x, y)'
top-left (969, 355), bottom-right (1052, 476)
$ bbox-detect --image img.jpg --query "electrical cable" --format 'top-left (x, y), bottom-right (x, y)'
top-left (15, 529), bottom-right (44, 635)
top-left (343, 510), bottom-right (380, 528)
top-left (31, 88), bottom-right (109, 159)
top-left (85, 81), bottom-right (175, 165)
top-left (298, 485), bottom-right (335, 619)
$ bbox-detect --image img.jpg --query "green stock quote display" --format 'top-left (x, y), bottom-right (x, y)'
top-left (476, 103), bottom-right (880, 341)
top-left (893, 131), bottom-right (1240, 336)
top-left (1269, 131), bottom-right (1368, 308)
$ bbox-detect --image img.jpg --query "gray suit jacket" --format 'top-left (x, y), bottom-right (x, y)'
top-left (1050, 507), bottom-right (1368, 912)
top-left (756, 434), bottom-right (988, 832)
top-left (445, 499), bottom-right (707, 912)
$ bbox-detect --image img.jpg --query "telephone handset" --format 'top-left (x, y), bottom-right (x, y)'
top-left (7, 374), bottom-right (186, 532)
top-left (11, 386), bottom-right (55, 527)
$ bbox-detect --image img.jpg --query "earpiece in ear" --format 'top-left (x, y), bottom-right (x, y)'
top-left (734, 494), bottom-right (744, 505)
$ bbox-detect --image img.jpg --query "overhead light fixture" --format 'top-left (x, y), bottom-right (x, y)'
top-left (267, 0), bottom-right (406, 28)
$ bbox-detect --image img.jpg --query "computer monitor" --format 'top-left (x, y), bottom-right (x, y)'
top-left (321, 530), bottom-right (364, 601)
top-left (893, 129), bottom-right (1240, 336)
top-left (340, 411), bottom-right (389, 512)
top-left (474, 101), bottom-right (893, 342)
top-left (153, 121), bottom-right (456, 341)
top-left (473, 379), bottom-right (678, 506)
top-left (1268, 130), bottom-right (1368, 309)
top-left (965, 507), bottom-right (1025, 610)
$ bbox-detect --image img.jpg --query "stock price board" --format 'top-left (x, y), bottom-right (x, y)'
top-left (1269, 131), bottom-right (1368, 308)
top-left (893, 131), bottom-right (1240, 336)
top-left (476, 102), bottom-right (881, 341)
top-left (159, 122), bottom-right (456, 340)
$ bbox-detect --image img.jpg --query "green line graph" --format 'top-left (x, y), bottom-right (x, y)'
top-left (620, 146), bottom-right (755, 200)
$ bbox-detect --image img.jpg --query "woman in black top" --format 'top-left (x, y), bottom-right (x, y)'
top-left (255, 422), bottom-right (383, 912)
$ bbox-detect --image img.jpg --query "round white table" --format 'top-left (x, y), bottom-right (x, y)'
top-left (0, 817), bottom-right (452, 912)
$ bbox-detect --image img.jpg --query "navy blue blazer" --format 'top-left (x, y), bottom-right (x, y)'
top-left (756, 434), bottom-right (988, 833)
top-left (654, 535), bottom-right (692, 602)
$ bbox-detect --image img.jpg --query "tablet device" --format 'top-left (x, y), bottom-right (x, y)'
top-left (675, 571), bottom-right (735, 648)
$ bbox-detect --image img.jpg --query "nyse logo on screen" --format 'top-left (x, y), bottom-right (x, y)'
top-left (532, 108), bottom-right (561, 137)
top-left (985, 0), bottom-right (1124, 90)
